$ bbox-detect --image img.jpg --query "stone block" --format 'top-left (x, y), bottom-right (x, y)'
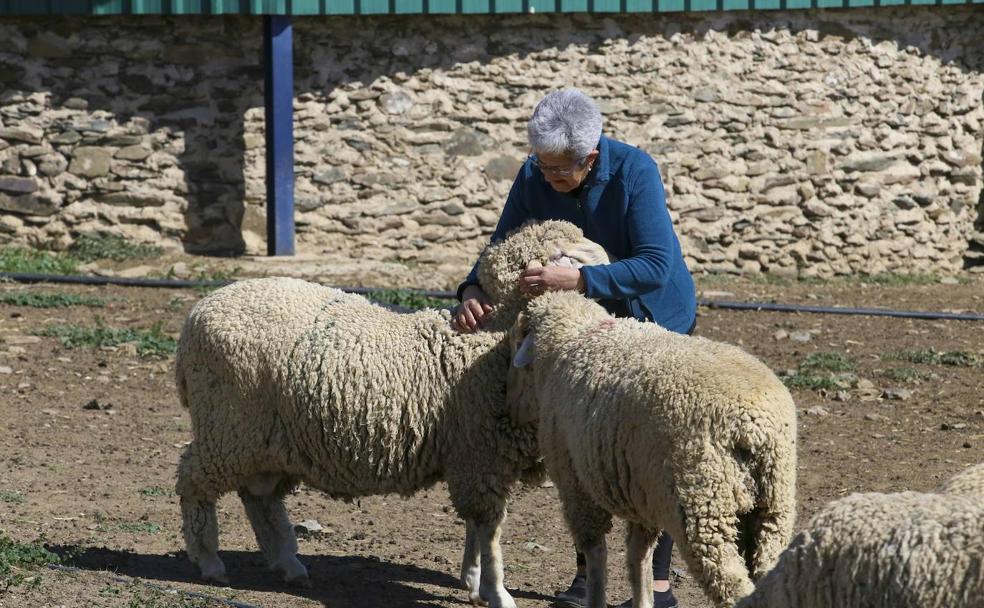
top-left (0, 191), bottom-right (59, 216)
top-left (69, 147), bottom-right (112, 178)
top-left (0, 176), bottom-right (38, 194)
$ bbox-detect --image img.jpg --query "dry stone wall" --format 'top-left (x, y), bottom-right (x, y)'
top-left (0, 8), bottom-right (982, 280)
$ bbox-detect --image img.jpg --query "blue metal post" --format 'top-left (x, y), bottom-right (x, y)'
top-left (264, 15), bottom-right (295, 256)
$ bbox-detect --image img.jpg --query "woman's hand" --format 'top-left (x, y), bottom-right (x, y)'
top-left (451, 284), bottom-right (494, 333)
top-left (518, 266), bottom-right (584, 298)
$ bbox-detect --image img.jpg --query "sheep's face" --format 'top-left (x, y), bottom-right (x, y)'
top-left (477, 220), bottom-right (610, 312)
top-left (505, 312), bottom-right (540, 426)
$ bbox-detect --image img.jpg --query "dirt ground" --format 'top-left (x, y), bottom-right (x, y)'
top-left (1, 267), bottom-right (982, 608)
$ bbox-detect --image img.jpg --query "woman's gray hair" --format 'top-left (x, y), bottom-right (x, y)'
top-left (527, 88), bottom-right (603, 160)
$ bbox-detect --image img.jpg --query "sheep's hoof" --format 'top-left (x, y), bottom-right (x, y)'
top-left (196, 555), bottom-right (229, 585)
top-left (467, 590), bottom-right (488, 606)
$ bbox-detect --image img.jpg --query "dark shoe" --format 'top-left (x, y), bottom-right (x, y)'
top-left (555, 574), bottom-right (587, 608)
top-left (616, 588), bottom-right (678, 608)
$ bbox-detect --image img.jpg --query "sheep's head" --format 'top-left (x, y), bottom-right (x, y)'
top-left (476, 220), bottom-right (610, 329)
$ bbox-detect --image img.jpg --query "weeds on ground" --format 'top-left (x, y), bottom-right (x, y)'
top-left (880, 367), bottom-right (930, 383)
top-left (115, 521), bottom-right (162, 535)
top-left (366, 289), bottom-right (455, 310)
top-left (0, 490), bottom-right (25, 504)
top-left (781, 351), bottom-right (857, 391)
top-left (883, 349), bottom-right (981, 367)
top-left (0, 534), bottom-right (60, 591)
top-left (0, 292), bottom-right (106, 308)
top-left (0, 247), bottom-right (78, 274)
top-left (33, 320), bottom-right (177, 358)
top-left (130, 587), bottom-right (226, 607)
top-left (68, 234), bottom-right (163, 263)
top-left (137, 486), bottom-right (173, 498)
top-left (100, 583), bottom-right (226, 607)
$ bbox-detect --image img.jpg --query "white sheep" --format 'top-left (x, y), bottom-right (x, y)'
top-left (174, 220), bottom-right (602, 608)
top-left (735, 462), bottom-right (984, 608)
top-left (507, 290), bottom-right (798, 608)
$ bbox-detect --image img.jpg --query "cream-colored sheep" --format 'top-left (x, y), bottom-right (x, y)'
top-left (507, 291), bottom-right (798, 608)
top-left (735, 462), bottom-right (984, 608)
top-left (174, 221), bottom-right (601, 608)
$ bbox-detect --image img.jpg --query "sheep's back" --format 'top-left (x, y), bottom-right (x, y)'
top-left (177, 278), bottom-right (351, 398)
top-left (537, 321), bottom-right (795, 523)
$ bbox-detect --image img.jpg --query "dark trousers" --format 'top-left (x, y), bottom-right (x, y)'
top-left (573, 312), bottom-right (696, 581)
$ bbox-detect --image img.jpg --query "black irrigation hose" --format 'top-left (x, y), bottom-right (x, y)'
top-left (3, 271), bottom-right (984, 321)
top-left (698, 299), bottom-right (984, 322)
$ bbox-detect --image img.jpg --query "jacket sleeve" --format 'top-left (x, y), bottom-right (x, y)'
top-left (579, 160), bottom-right (678, 299)
top-left (457, 167), bottom-right (533, 299)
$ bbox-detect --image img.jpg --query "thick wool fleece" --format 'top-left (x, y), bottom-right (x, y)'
top-left (518, 291), bottom-right (798, 608)
top-left (175, 279), bottom-right (539, 518)
top-left (174, 220), bottom-right (607, 604)
top-left (737, 463), bottom-right (984, 608)
top-left (176, 219), bottom-right (598, 509)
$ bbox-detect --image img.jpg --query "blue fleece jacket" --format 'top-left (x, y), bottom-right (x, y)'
top-left (460, 135), bottom-right (697, 334)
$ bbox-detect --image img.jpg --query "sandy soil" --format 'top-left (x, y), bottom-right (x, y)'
top-left (1, 271), bottom-right (982, 608)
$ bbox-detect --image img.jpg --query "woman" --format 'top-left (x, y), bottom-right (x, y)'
top-left (452, 88), bottom-right (696, 608)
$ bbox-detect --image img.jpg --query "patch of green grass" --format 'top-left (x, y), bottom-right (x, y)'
top-left (0, 490), bottom-right (25, 504)
top-left (366, 289), bottom-right (455, 310)
top-left (799, 351), bottom-right (856, 373)
top-left (188, 267), bottom-right (240, 294)
top-left (0, 247), bottom-right (78, 274)
top-left (781, 351), bottom-right (857, 391)
top-left (780, 371), bottom-right (852, 391)
top-left (68, 233), bottom-right (163, 263)
top-left (126, 587), bottom-right (224, 608)
top-left (115, 521), bottom-right (162, 534)
top-left (34, 320), bottom-right (176, 358)
top-left (0, 534), bottom-right (60, 581)
top-left (880, 367), bottom-right (929, 383)
top-left (0, 292), bottom-right (105, 308)
top-left (100, 583), bottom-right (124, 596)
top-left (138, 486), bottom-right (173, 498)
top-left (883, 349), bottom-right (981, 367)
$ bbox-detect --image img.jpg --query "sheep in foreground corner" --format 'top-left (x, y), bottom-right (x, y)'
top-left (735, 462), bottom-right (984, 608)
top-left (174, 221), bottom-right (606, 608)
top-left (507, 290), bottom-right (798, 608)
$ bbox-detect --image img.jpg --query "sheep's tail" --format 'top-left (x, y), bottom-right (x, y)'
top-left (735, 405), bottom-right (798, 582)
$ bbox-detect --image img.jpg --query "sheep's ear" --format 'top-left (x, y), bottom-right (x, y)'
top-left (512, 332), bottom-right (535, 368)
top-left (506, 327), bottom-right (538, 425)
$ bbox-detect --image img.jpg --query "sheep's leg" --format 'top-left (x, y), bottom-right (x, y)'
top-left (626, 523), bottom-right (660, 608)
top-left (558, 482), bottom-right (612, 608)
top-left (474, 517), bottom-right (516, 608)
top-left (179, 494), bottom-right (228, 584)
top-left (238, 474), bottom-right (310, 588)
top-left (177, 444), bottom-right (228, 584)
top-left (460, 519), bottom-right (483, 603)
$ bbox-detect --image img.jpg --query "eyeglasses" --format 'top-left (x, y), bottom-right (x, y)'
top-left (528, 154), bottom-right (587, 177)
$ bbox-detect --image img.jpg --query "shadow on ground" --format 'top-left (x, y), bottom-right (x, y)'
top-left (49, 544), bottom-right (556, 607)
